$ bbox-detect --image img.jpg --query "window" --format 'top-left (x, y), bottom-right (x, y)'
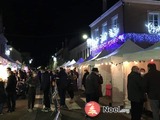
top-left (146, 12), bottom-right (160, 34)
top-left (101, 22), bottom-right (108, 42)
top-left (112, 15), bottom-right (118, 28)
top-left (148, 12), bottom-right (159, 26)
top-left (93, 28), bottom-right (99, 39)
top-left (102, 22), bottom-right (107, 33)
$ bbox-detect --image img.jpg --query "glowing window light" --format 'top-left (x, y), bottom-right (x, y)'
top-left (109, 27), bottom-right (119, 38)
top-left (145, 22), bottom-right (160, 34)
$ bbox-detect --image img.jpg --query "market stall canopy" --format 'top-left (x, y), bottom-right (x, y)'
top-left (67, 59), bottom-right (76, 66)
top-left (76, 58), bottom-right (84, 64)
top-left (145, 41), bottom-right (160, 50)
top-left (97, 40), bottom-right (144, 63)
top-left (123, 41), bottom-right (160, 61)
top-left (63, 61), bottom-right (71, 67)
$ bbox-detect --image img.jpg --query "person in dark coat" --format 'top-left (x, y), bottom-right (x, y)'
top-left (26, 71), bottom-right (38, 112)
top-left (82, 69), bottom-right (89, 90)
top-left (85, 68), bottom-right (101, 103)
top-left (67, 70), bottom-right (76, 103)
top-left (127, 66), bottom-right (144, 120)
top-left (6, 68), bottom-right (17, 112)
top-left (0, 80), bottom-right (6, 115)
top-left (144, 63), bottom-right (160, 120)
top-left (98, 73), bottom-right (103, 97)
top-left (57, 67), bottom-right (68, 107)
top-left (40, 66), bottom-right (51, 112)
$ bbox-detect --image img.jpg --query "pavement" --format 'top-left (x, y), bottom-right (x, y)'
top-left (0, 89), bottom-right (154, 120)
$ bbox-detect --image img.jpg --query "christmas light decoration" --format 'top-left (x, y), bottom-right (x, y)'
top-left (145, 22), bottom-right (160, 34)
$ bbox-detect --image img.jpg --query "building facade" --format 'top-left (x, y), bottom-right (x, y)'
top-left (89, 0), bottom-right (160, 57)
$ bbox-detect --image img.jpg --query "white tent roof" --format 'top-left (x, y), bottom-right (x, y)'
top-left (67, 59), bottom-right (76, 66)
top-left (123, 41), bottom-right (160, 61)
top-left (146, 41), bottom-right (160, 50)
top-left (97, 40), bottom-right (144, 63)
top-left (63, 61), bottom-right (71, 67)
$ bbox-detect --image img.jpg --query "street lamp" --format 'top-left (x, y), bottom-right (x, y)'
top-left (29, 59), bottom-right (33, 64)
top-left (82, 34), bottom-right (88, 40)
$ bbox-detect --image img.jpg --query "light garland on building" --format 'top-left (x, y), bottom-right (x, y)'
top-left (87, 33), bottom-right (160, 56)
top-left (145, 22), bottom-right (160, 35)
top-left (109, 27), bottom-right (119, 38)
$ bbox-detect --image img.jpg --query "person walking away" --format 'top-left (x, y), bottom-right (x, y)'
top-left (127, 66), bottom-right (144, 120)
top-left (144, 63), bottom-right (160, 120)
top-left (6, 68), bottom-right (17, 112)
top-left (41, 66), bottom-right (51, 112)
top-left (98, 73), bottom-right (103, 98)
top-left (57, 67), bottom-right (68, 108)
top-left (0, 79), bottom-right (6, 115)
top-left (85, 68), bottom-right (101, 103)
top-left (73, 67), bottom-right (79, 91)
top-left (82, 69), bottom-right (89, 91)
top-left (67, 70), bottom-right (76, 103)
top-left (26, 71), bottom-right (38, 112)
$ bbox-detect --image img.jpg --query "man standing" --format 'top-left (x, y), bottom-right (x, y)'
top-left (144, 63), bottom-right (160, 120)
top-left (41, 66), bottom-right (51, 112)
top-left (6, 67), bottom-right (17, 112)
top-left (57, 67), bottom-right (68, 108)
top-left (82, 69), bottom-right (89, 90)
top-left (85, 68), bottom-right (101, 103)
top-left (127, 66), bottom-right (144, 120)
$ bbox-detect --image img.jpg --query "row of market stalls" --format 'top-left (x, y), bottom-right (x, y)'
top-left (0, 55), bottom-right (20, 81)
top-left (60, 39), bottom-right (160, 108)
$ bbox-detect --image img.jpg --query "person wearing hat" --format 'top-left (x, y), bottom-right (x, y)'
top-left (85, 67), bottom-right (102, 103)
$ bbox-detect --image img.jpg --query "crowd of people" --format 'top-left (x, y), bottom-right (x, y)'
top-left (127, 63), bottom-right (160, 120)
top-left (0, 63), bottom-right (159, 120)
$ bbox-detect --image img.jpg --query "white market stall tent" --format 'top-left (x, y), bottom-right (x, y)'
top-left (123, 41), bottom-right (160, 61)
top-left (97, 40), bottom-right (144, 64)
top-left (67, 59), bottom-right (76, 66)
top-left (93, 40), bottom-right (144, 104)
top-left (122, 42), bottom-right (160, 110)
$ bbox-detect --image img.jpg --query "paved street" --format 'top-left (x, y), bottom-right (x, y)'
top-left (0, 89), bottom-right (153, 120)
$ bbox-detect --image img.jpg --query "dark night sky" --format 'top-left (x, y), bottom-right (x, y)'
top-left (2, 0), bottom-right (118, 67)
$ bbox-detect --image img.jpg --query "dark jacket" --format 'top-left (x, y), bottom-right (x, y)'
top-left (6, 74), bottom-right (17, 93)
top-left (26, 76), bottom-right (38, 88)
top-left (127, 71), bottom-right (144, 102)
top-left (144, 69), bottom-right (160, 100)
top-left (85, 72), bottom-right (100, 96)
top-left (57, 70), bottom-right (68, 89)
top-left (0, 81), bottom-right (6, 103)
top-left (41, 71), bottom-right (50, 91)
top-left (82, 71), bottom-right (89, 86)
